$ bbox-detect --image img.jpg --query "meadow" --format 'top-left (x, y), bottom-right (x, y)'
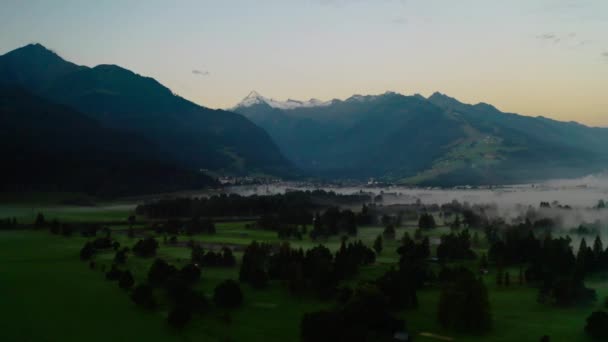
top-left (0, 200), bottom-right (604, 342)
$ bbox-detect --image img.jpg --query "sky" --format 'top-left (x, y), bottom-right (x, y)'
top-left (1, 0), bottom-right (607, 126)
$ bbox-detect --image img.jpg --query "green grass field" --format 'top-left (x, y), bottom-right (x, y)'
top-left (0, 203), bottom-right (605, 341)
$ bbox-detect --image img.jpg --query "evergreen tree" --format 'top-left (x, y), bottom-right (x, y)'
top-left (373, 235), bottom-right (383, 254)
top-left (34, 212), bottom-right (46, 228)
top-left (472, 232), bottom-right (480, 247)
top-left (119, 270), bottom-right (135, 290)
top-left (437, 268), bottom-right (492, 332)
top-left (450, 216), bottom-right (461, 230)
top-left (479, 253), bottom-right (489, 270)
top-left (593, 235), bottom-right (603, 260)
top-left (383, 225), bottom-right (396, 240)
top-left (496, 269), bottom-right (503, 286)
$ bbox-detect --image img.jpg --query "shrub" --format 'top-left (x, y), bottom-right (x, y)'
top-left (213, 279), bottom-right (243, 308)
top-left (131, 284), bottom-right (156, 310)
top-left (585, 311), bottom-right (608, 340)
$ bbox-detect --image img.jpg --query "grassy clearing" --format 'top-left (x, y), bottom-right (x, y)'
top-left (0, 203), bottom-right (135, 224)
top-left (0, 208), bottom-right (605, 341)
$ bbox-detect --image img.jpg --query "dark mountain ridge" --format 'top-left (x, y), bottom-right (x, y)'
top-left (0, 44), bottom-right (291, 176)
top-left (0, 86), bottom-right (216, 196)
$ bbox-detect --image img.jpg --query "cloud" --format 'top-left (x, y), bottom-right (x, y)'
top-left (536, 32), bottom-right (593, 49)
top-left (192, 69), bottom-right (209, 76)
top-left (316, 0), bottom-right (405, 7)
top-left (602, 52), bottom-right (608, 60)
top-left (537, 33), bottom-right (560, 44)
top-left (391, 16), bottom-right (407, 25)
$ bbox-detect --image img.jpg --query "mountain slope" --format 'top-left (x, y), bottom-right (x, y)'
top-left (233, 91), bottom-right (608, 185)
top-left (0, 86), bottom-right (216, 196)
top-left (0, 44), bottom-right (291, 176)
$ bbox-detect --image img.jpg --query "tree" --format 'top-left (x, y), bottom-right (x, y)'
top-left (179, 263), bottom-right (201, 283)
top-left (239, 241), bottom-right (270, 288)
top-left (593, 235), bottom-right (603, 264)
top-left (418, 213), bottom-right (436, 230)
top-left (50, 219), bottom-right (60, 234)
top-left (128, 215), bottom-right (136, 228)
top-left (472, 232), bottom-right (480, 247)
top-left (191, 244), bottom-right (205, 264)
top-left (373, 235), bottom-right (383, 254)
top-left (496, 269), bottom-right (503, 286)
top-left (167, 305), bottom-right (192, 328)
top-left (504, 272), bottom-right (511, 287)
top-left (213, 279), bottom-right (244, 308)
top-left (221, 247), bottom-right (237, 267)
top-left (114, 248), bottom-right (128, 264)
top-left (437, 268), bottom-right (492, 333)
top-left (414, 228), bottom-right (423, 240)
top-left (131, 284), bottom-right (156, 309)
top-left (133, 237), bottom-right (159, 258)
top-left (450, 216), bottom-right (461, 230)
top-left (376, 268), bottom-right (418, 310)
top-left (34, 212), bottom-right (46, 228)
top-left (383, 225), bottom-right (396, 240)
top-left (479, 253), bottom-right (489, 270)
top-left (301, 284), bottom-right (404, 342)
top-left (80, 242), bottom-right (95, 260)
top-left (119, 270), bottom-right (135, 290)
top-left (585, 311), bottom-right (608, 340)
top-left (437, 230), bottom-right (476, 261)
top-left (105, 264), bottom-right (123, 281)
top-left (148, 258), bottom-right (177, 286)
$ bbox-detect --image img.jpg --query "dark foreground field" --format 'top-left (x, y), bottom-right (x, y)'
top-left (0, 201), bottom-right (605, 342)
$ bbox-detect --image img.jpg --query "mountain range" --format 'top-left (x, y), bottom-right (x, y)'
top-left (0, 44), bottom-right (291, 174)
top-left (0, 44), bottom-right (292, 195)
top-left (233, 91), bottom-right (608, 185)
top-left (2, 42), bottom-right (607, 191)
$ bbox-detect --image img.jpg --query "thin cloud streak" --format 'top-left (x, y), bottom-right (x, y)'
top-left (192, 69), bottom-right (210, 76)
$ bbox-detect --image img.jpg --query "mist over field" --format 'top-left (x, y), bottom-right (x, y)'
top-left (230, 173), bottom-right (608, 232)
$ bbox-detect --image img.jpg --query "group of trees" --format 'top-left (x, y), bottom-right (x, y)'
top-left (34, 212), bottom-right (103, 237)
top-left (105, 264), bottom-right (135, 290)
top-left (239, 240), bottom-right (375, 298)
top-left (487, 224), bottom-right (601, 307)
top-left (135, 191), bottom-right (371, 219)
top-left (140, 258), bottom-right (243, 327)
top-left (396, 234), bottom-right (433, 294)
top-left (78, 233), bottom-right (243, 329)
top-left (310, 208), bottom-right (358, 239)
top-left (301, 284), bottom-right (405, 342)
top-left (132, 237), bottom-right (159, 258)
top-left (276, 225), bottom-right (306, 240)
top-left (191, 244), bottom-right (236, 267)
top-left (143, 258), bottom-right (207, 328)
top-left (80, 237), bottom-right (119, 260)
top-left (437, 267), bottom-right (492, 332)
top-left (213, 279), bottom-right (243, 308)
top-left (418, 212), bottom-right (437, 229)
top-left (437, 230), bottom-right (476, 261)
top-left (586, 311), bottom-right (608, 340)
top-left (0, 217), bottom-right (18, 230)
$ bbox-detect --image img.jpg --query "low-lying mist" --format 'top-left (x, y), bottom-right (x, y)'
top-left (228, 173), bottom-right (608, 239)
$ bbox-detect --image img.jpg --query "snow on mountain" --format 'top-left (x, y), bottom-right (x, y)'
top-left (232, 91), bottom-right (333, 110)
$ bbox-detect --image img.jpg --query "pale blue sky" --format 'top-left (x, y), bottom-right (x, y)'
top-left (1, 0), bottom-right (607, 126)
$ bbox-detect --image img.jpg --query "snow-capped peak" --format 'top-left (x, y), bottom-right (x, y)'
top-left (232, 91), bottom-right (333, 110)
